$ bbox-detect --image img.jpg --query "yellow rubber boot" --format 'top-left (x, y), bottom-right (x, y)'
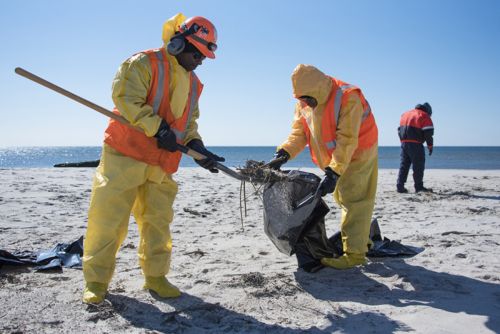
top-left (82, 282), bottom-right (108, 304)
top-left (321, 253), bottom-right (367, 270)
top-left (144, 276), bottom-right (181, 298)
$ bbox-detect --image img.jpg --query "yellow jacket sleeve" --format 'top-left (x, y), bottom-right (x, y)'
top-left (111, 53), bottom-right (162, 137)
top-left (329, 93), bottom-right (364, 175)
top-left (183, 102), bottom-right (202, 145)
top-left (278, 105), bottom-right (308, 158)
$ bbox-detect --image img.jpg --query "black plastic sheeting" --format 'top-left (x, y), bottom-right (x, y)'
top-left (0, 236), bottom-right (83, 271)
top-left (54, 160), bottom-right (100, 167)
top-left (328, 219), bottom-right (425, 258)
top-left (262, 170), bottom-right (424, 273)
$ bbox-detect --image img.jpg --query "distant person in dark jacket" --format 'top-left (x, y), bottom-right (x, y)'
top-left (397, 103), bottom-right (434, 193)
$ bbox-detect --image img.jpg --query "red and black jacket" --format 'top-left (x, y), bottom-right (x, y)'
top-left (398, 108), bottom-right (434, 147)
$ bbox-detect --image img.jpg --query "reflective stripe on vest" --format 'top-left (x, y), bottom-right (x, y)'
top-left (329, 83), bottom-right (357, 150)
top-left (334, 83), bottom-right (372, 124)
top-left (172, 77), bottom-right (199, 141)
top-left (151, 50), bottom-right (166, 114)
top-left (362, 101), bottom-right (372, 121)
top-left (325, 140), bottom-right (336, 150)
top-left (324, 81), bottom-right (376, 155)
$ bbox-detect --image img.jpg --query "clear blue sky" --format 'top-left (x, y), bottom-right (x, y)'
top-left (1, 0), bottom-right (499, 147)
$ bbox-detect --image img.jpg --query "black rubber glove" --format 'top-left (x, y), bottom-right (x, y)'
top-left (428, 146), bottom-right (433, 156)
top-left (267, 149), bottom-right (290, 170)
top-left (154, 119), bottom-right (178, 152)
top-left (187, 139), bottom-right (225, 173)
top-left (318, 167), bottom-right (340, 196)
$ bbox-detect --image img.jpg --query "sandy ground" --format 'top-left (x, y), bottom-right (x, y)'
top-left (0, 167), bottom-right (499, 333)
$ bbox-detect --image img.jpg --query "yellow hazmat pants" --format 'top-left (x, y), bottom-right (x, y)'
top-left (83, 144), bottom-right (178, 284)
top-left (333, 144), bottom-right (378, 255)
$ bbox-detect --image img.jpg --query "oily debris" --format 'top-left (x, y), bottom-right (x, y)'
top-left (225, 272), bottom-right (301, 298)
top-left (237, 160), bottom-right (288, 184)
top-left (241, 272), bottom-right (266, 287)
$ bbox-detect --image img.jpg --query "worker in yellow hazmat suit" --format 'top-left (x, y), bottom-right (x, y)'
top-left (269, 64), bottom-right (378, 269)
top-left (82, 13), bottom-right (224, 303)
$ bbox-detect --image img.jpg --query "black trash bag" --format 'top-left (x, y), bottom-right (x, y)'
top-left (262, 171), bottom-right (424, 273)
top-left (294, 205), bottom-right (340, 273)
top-left (263, 170), bottom-right (337, 272)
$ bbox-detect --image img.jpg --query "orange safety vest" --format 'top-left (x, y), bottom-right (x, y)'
top-left (301, 77), bottom-right (378, 166)
top-left (103, 48), bottom-right (203, 174)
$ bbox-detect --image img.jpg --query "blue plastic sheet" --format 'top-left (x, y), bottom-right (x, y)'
top-left (0, 236), bottom-right (83, 271)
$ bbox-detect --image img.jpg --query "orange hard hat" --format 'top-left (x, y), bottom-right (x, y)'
top-left (179, 16), bottom-right (218, 59)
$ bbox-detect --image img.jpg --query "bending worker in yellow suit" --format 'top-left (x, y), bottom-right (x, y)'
top-left (268, 64), bottom-right (378, 269)
top-left (82, 13), bottom-right (224, 303)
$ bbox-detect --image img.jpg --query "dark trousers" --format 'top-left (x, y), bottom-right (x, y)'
top-left (397, 142), bottom-right (425, 191)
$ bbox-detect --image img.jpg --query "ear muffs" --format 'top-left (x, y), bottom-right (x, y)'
top-left (167, 36), bottom-right (186, 56)
top-left (167, 23), bottom-right (200, 56)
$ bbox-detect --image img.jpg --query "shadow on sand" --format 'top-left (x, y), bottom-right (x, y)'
top-left (294, 258), bottom-right (500, 333)
top-left (107, 292), bottom-right (318, 333)
top-left (105, 291), bottom-right (406, 333)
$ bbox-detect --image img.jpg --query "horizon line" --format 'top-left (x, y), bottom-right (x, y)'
top-left (1, 145), bottom-right (500, 149)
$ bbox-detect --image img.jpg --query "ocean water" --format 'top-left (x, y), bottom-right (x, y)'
top-left (0, 146), bottom-right (499, 169)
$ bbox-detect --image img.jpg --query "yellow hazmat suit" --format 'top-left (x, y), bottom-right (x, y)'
top-left (279, 65), bottom-right (378, 267)
top-left (83, 13), bottom-right (201, 301)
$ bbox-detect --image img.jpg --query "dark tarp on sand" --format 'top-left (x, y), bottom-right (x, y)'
top-left (54, 160), bottom-right (100, 167)
top-left (0, 236), bottom-right (83, 271)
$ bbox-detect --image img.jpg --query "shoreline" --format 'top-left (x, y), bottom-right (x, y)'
top-left (2, 146), bottom-right (500, 170)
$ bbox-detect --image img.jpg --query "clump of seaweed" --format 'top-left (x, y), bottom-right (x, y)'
top-left (236, 160), bottom-right (289, 228)
top-left (237, 160), bottom-right (288, 184)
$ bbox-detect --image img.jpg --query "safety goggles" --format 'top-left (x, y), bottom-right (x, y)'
top-left (206, 41), bottom-right (217, 52)
top-left (196, 24), bottom-right (218, 52)
top-left (189, 34), bottom-right (218, 53)
top-left (183, 23), bottom-right (218, 53)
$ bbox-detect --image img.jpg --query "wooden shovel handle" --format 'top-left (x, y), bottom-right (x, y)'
top-left (14, 67), bottom-right (208, 159)
top-left (15, 67), bottom-right (250, 181)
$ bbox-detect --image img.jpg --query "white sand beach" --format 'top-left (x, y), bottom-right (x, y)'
top-left (1, 167), bottom-right (499, 333)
